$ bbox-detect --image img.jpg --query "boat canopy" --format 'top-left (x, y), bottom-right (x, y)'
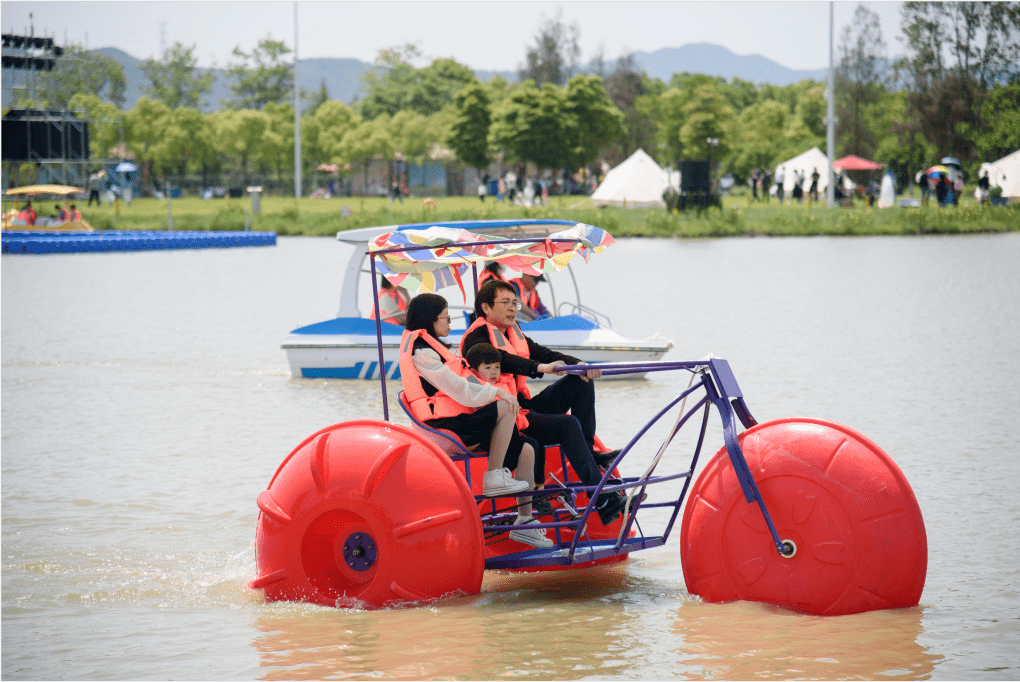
top-left (333, 219), bottom-right (613, 317)
top-left (369, 222), bottom-right (615, 293)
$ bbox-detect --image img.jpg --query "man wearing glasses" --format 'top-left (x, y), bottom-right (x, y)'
top-left (459, 280), bottom-right (627, 525)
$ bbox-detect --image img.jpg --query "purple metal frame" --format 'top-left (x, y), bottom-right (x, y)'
top-left (368, 233), bottom-right (787, 571)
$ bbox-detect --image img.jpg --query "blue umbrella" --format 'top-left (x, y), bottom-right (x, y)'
top-left (115, 161), bottom-right (137, 173)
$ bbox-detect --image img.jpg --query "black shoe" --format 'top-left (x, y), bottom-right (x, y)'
top-left (593, 449), bottom-right (621, 468)
top-left (532, 495), bottom-right (555, 517)
top-left (596, 491), bottom-right (626, 526)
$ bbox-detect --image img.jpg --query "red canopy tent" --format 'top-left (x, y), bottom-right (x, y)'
top-left (833, 155), bottom-right (884, 171)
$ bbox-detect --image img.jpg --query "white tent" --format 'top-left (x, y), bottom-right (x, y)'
top-left (773, 147), bottom-right (832, 194)
top-left (979, 148), bottom-right (1020, 198)
top-left (592, 149), bottom-right (676, 208)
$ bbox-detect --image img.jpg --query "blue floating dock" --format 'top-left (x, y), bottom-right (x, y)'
top-left (2, 230), bottom-right (276, 254)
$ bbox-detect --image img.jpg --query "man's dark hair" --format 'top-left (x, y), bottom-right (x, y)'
top-left (405, 292), bottom-right (449, 345)
top-left (465, 342), bottom-right (500, 369)
top-left (475, 280), bottom-right (516, 319)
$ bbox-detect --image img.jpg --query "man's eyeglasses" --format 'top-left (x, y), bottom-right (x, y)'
top-left (494, 299), bottom-right (522, 310)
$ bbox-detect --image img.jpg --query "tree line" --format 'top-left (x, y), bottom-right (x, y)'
top-left (6, 3), bottom-right (1018, 193)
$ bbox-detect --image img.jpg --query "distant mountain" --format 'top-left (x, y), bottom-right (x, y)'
top-left (2, 43), bottom-right (829, 112)
top-left (91, 48), bottom-right (377, 112)
top-left (629, 43), bottom-right (828, 85)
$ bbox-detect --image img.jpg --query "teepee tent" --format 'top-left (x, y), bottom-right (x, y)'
top-left (773, 147), bottom-right (831, 194)
top-left (592, 149), bottom-right (675, 208)
top-left (980, 149), bottom-right (1020, 198)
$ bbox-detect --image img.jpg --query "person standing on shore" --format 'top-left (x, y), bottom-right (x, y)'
top-left (87, 170), bottom-right (105, 207)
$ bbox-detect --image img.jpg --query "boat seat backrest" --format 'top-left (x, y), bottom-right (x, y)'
top-left (396, 391), bottom-right (486, 460)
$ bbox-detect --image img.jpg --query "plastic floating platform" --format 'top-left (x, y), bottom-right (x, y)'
top-left (2, 230), bottom-right (276, 254)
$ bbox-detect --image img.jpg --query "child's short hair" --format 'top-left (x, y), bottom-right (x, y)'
top-left (465, 342), bottom-right (500, 369)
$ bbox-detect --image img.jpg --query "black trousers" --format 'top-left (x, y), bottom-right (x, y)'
top-left (521, 374), bottom-right (601, 487)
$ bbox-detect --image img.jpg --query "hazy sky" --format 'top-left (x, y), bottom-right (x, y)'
top-left (3, 1), bottom-right (905, 72)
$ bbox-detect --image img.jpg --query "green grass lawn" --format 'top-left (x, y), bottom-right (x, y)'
top-left (5, 190), bottom-right (1016, 237)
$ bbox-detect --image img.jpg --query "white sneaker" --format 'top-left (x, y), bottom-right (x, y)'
top-left (509, 517), bottom-right (554, 548)
top-left (482, 468), bottom-right (529, 497)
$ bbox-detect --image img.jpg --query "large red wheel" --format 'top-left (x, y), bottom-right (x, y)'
top-left (251, 420), bottom-right (484, 608)
top-left (680, 417), bottom-right (926, 615)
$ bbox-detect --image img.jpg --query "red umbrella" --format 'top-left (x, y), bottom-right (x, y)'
top-left (833, 155), bottom-right (884, 171)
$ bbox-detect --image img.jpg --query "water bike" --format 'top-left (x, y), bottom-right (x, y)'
top-left (252, 222), bottom-right (927, 615)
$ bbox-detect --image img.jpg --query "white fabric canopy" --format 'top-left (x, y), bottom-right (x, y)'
top-left (592, 149), bottom-right (676, 208)
top-left (979, 149), bottom-right (1020, 198)
top-left (773, 147), bottom-right (832, 193)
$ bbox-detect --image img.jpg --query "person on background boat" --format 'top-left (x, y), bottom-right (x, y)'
top-left (17, 201), bottom-right (36, 226)
top-left (401, 294), bottom-right (552, 548)
top-left (54, 204), bottom-right (69, 222)
top-left (509, 273), bottom-right (551, 321)
top-left (466, 342), bottom-right (553, 517)
top-left (460, 280), bottom-right (629, 526)
top-left (69, 205), bottom-right (82, 221)
top-left (478, 261), bottom-right (508, 288)
top-left (369, 276), bottom-right (410, 325)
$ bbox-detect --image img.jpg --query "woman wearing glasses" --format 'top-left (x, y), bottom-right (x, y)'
top-left (399, 293), bottom-right (552, 548)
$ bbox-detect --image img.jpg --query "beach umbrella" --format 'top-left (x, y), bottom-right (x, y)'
top-left (115, 161), bottom-right (137, 173)
top-left (927, 165), bottom-right (949, 179)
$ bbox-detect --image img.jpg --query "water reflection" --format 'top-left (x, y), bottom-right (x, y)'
top-left (252, 567), bottom-right (644, 680)
top-left (670, 600), bottom-right (942, 680)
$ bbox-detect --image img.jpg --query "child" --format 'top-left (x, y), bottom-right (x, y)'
top-left (465, 343), bottom-right (554, 518)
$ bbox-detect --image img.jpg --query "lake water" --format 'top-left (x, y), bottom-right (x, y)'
top-left (3, 233), bottom-right (1018, 680)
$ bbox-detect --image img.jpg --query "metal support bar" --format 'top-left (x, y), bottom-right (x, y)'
top-left (369, 256), bottom-right (389, 420)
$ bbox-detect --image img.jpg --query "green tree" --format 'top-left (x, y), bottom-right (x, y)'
top-left (302, 99), bottom-right (361, 174)
top-left (489, 80), bottom-right (571, 170)
top-left (896, 1), bottom-right (1020, 163)
top-left (359, 45), bottom-right (477, 119)
top-left (213, 108), bottom-right (269, 184)
top-left (975, 83), bottom-right (1020, 166)
top-left (226, 37), bottom-right (294, 109)
top-left (836, 4), bottom-right (888, 158)
top-left (67, 93), bottom-right (123, 160)
top-left (563, 75), bottom-right (625, 169)
top-left (302, 79), bottom-right (330, 114)
top-left (339, 115), bottom-right (394, 192)
top-left (17, 45), bottom-right (126, 109)
top-left (518, 10), bottom-right (581, 86)
top-left (448, 83), bottom-right (492, 170)
top-left (259, 102), bottom-right (295, 184)
top-left (601, 55), bottom-right (659, 166)
top-left (724, 99), bottom-right (788, 179)
top-left (149, 107), bottom-right (215, 183)
top-left (140, 42), bottom-right (215, 109)
top-left (125, 98), bottom-right (170, 187)
top-left (678, 83), bottom-right (735, 160)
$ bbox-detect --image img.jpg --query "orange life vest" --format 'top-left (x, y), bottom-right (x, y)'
top-left (369, 288), bottom-right (408, 321)
top-left (492, 372), bottom-right (529, 429)
top-left (460, 317), bottom-right (532, 401)
top-left (509, 278), bottom-right (541, 312)
top-left (399, 329), bottom-right (477, 422)
top-left (479, 269), bottom-right (509, 288)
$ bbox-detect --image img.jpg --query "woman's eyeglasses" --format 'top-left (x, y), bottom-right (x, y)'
top-left (436, 314), bottom-right (452, 322)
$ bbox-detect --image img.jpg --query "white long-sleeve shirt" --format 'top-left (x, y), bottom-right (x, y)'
top-left (411, 347), bottom-right (496, 408)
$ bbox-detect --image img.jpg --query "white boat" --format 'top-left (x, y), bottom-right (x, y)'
top-left (282, 220), bottom-right (673, 380)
